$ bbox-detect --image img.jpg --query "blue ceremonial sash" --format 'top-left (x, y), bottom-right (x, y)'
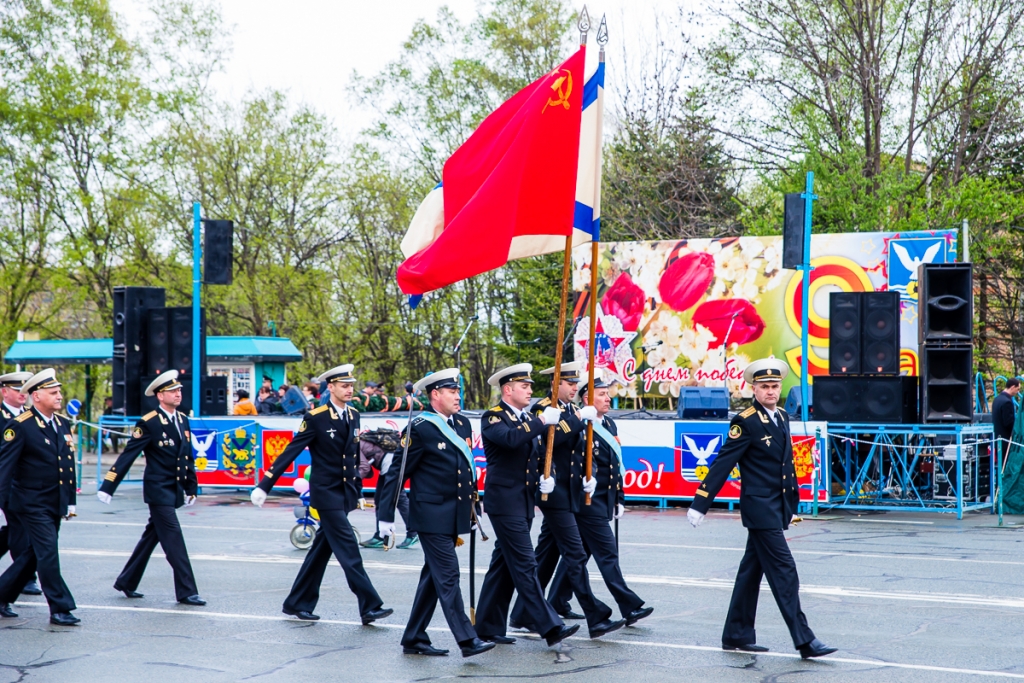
top-left (415, 412), bottom-right (476, 480)
top-left (592, 420), bottom-right (625, 480)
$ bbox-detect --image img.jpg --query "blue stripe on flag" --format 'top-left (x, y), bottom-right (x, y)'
top-left (582, 63), bottom-right (605, 110)
top-left (573, 201), bottom-right (599, 240)
top-left (433, 181), bottom-right (442, 190)
top-left (408, 294), bottom-right (423, 309)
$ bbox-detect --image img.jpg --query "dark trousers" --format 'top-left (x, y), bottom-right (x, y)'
top-left (723, 529), bottom-right (815, 648)
top-left (0, 510), bottom-right (75, 614)
top-left (114, 505), bottom-right (198, 600)
top-left (402, 532), bottom-right (476, 647)
top-left (474, 514), bottom-right (561, 639)
top-left (551, 514), bottom-right (644, 618)
top-left (373, 489), bottom-right (415, 540)
top-left (283, 508), bottom-right (383, 615)
top-left (510, 510), bottom-right (611, 629)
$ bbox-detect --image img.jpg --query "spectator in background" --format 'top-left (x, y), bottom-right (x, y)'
top-left (993, 378), bottom-right (1020, 459)
top-left (351, 381), bottom-right (386, 412)
top-left (257, 386), bottom-right (281, 415)
top-left (302, 382), bottom-right (319, 404)
top-left (253, 375), bottom-right (274, 411)
top-left (234, 389), bottom-right (258, 416)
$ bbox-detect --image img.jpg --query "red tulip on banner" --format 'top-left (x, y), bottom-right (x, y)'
top-left (692, 298), bottom-right (766, 346)
top-left (601, 273), bottom-right (645, 331)
top-left (658, 252), bottom-right (715, 312)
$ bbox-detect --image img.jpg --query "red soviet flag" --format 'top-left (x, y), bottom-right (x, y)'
top-left (397, 47), bottom-right (585, 297)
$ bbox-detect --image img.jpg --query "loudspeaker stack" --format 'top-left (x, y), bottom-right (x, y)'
top-left (918, 263), bottom-right (973, 422)
top-left (817, 290), bottom-right (914, 424)
top-left (113, 286), bottom-right (165, 416)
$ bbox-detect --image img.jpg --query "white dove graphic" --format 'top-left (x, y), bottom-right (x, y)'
top-left (684, 435), bottom-right (720, 467)
top-left (190, 432), bottom-right (216, 470)
top-left (892, 242), bottom-right (941, 281)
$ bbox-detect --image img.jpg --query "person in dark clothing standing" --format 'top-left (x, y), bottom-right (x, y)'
top-left (251, 364), bottom-right (392, 625)
top-left (376, 368), bottom-right (494, 658)
top-left (0, 371), bottom-right (41, 599)
top-left (473, 363), bottom-right (578, 648)
top-left (688, 358), bottom-right (835, 659)
top-left (992, 378), bottom-right (1020, 459)
top-left (97, 371), bottom-right (204, 605)
top-left (0, 369), bottom-right (79, 625)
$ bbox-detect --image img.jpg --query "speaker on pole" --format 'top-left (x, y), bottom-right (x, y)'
top-left (828, 292), bottom-right (862, 374)
top-left (919, 263), bottom-right (973, 343)
top-left (203, 219), bottom-right (234, 285)
top-left (782, 193), bottom-right (805, 270)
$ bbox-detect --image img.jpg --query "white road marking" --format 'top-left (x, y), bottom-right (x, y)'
top-left (847, 518), bottom-right (935, 525)
top-left (56, 548), bottom-right (1024, 610)
top-left (11, 601), bottom-right (1023, 679)
top-left (70, 519), bottom-right (382, 535)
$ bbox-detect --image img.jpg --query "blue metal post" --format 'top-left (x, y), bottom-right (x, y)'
top-left (799, 172), bottom-right (817, 423)
top-left (192, 202), bottom-right (202, 416)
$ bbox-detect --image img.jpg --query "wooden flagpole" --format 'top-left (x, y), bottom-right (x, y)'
top-left (542, 6), bottom-right (591, 501)
top-left (584, 16), bottom-right (607, 505)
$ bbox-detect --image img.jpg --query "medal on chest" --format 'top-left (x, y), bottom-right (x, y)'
top-left (326, 427), bottom-right (337, 439)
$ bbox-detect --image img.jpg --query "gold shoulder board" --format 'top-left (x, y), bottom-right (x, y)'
top-left (142, 411), bottom-right (158, 421)
top-left (309, 404), bottom-right (329, 416)
top-left (739, 407), bottom-right (756, 419)
top-left (15, 411), bottom-right (32, 423)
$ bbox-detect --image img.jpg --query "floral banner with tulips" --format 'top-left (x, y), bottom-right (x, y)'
top-left (572, 229), bottom-right (959, 400)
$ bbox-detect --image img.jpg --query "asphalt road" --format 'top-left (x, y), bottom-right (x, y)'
top-left (3, 483), bottom-right (1024, 682)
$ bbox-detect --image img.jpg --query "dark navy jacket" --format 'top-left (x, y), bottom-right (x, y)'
top-left (690, 401), bottom-right (799, 530)
top-left (0, 408), bottom-right (77, 517)
top-left (258, 401), bottom-right (361, 512)
top-left (531, 394), bottom-right (585, 511)
top-left (571, 414), bottom-right (624, 521)
top-left (481, 400), bottom-right (544, 518)
top-left (100, 408), bottom-right (197, 508)
top-left (378, 409), bottom-right (476, 535)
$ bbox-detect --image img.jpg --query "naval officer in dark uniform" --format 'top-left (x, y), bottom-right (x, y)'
top-left (251, 364), bottom-right (392, 625)
top-left (688, 358), bottom-right (835, 658)
top-left (376, 368), bottom-right (494, 658)
top-left (97, 371), bottom-right (204, 605)
top-left (0, 369), bottom-right (79, 625)
top-left (508, 362), bottom-right (624, 639)
top-left (473, 363), bottom-right (578, 648)
top-left (547, 375), bottom-right (652, 626)
top-left (0, 371), bottom-right (42, 601)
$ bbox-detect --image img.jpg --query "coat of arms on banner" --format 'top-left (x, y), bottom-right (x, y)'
top-left (887, 236), bottom-right (947, 301)
top-left (262, 429), bottom-right (295, 474)
top-left (189, 430), bottom-right (218, 472)
top-left (221, 427), bottom-right (258, 480)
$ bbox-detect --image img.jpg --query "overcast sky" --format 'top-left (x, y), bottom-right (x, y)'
top-left (110, 0), bottom-right (692, 137)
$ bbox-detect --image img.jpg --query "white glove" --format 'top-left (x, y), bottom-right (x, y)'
top-left (579, 405), bottom-right (598, 422)
top-left (687, 508), bottom-right (705, 527)
top-left (250, 488), bottom-right (267, 508)
top-left (582, 476), bottom-right (597, 495)
top-left (185, 495), bottom-right (197, 507)
top-left (378, 521), bottom-right (396, 539)
top-left (65, 505), bottom-right (77, 519)
top-left (614, 503), bottom-right (625, 519)
top-left (539, 475), bottom-right (555, 494)
top-left (97, 491), bottom-right (112, 504)
top-left (540, 407), bottom-right (562, 426)
top-left (0, 509), bottom-right (6, 526)
top-left (380, 452), bottom-right (395, 474)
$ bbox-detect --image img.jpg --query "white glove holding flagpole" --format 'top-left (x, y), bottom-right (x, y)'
top-left (250, 488), bottom-right (267, 508)
top-left (540, 407), bottom-right (562, 426)
top-left (539, 475), bottom-right (555, 494)
top-left (614, 503), bottom-right (625, 519)
top-left (579, 405), bottom-right (598, 422)
top-left (582, 477), bottom-right (597, 495)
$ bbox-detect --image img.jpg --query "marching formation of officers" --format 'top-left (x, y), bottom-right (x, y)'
top-left (0, 356), bottom-right (835, 660)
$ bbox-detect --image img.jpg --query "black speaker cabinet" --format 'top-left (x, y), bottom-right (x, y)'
top-left (829, 292), bottom-right (862, 374)
top-left (112, 286), bottom-right (165, 416)
top-left (784, 385), bottom-right (813, 419)
top-left (813, 375), bottom-right (918, 424)
top-left (862, 291), bottom-right (900, 374)
top-left (147, 307), bottom-right (171, 375)
top-left (918, 263), bottom-right (973, 344)
top-left (168, 306), bottom-right (207, 380)
top-left (203, 219), bottom-right (234, 285)
top-left (140, 375), bottom-right (228, 417)
top-left (920, 346), bottom-right (973, 422)
top-left (782, 193), bottom-right (805, 269)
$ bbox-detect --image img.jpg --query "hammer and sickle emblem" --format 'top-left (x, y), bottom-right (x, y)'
top-left (543, 68), bottom-right (573, 112)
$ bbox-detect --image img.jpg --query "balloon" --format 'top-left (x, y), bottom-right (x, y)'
top-left (293, 478), bottom-right (310, 494)
top-left (303, 466), bottom-right (311, 481)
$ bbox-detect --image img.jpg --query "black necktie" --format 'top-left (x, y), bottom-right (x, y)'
top-left (447, 417), bottom-right (455, 429)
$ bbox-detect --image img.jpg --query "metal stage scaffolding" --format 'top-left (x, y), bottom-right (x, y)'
top-left (824, 423), bottom-right (994, 519)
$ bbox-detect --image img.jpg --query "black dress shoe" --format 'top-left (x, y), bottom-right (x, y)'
top-left (560, 610), bottom-right (585, 620)
top-left (403, 643), bottom-right (449, 656)
top-left (459, 638), bottom-right (496, 658)
top-left (799, 638), bottom-right (838, 659)
top-left (0, 604), bottom-right (18, 618)
top-left (282, 608), bottom-right (320, 621)
top-left (626, 606), bottom-right (654, 626)
top-left (178, 595), bottom-right (206, 606)
top-left (115, 587), bottom-right (144, 598)
top-left (544, 623), bottom-right (580, 647)
top-left (361, 607), bottom-right (394, 625)
top-left (508, 619), bottom-right (536, 632)
top-left (589, 618), bottom-right (626, 639)
top-left (723, 642), bottom-right (769, 652)
top-left (482, 634), bottom-right (516, 644)
top-left (50, 612), bottom-right (80, 625)
top-left (21, 580), bottom-right (42, 596)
